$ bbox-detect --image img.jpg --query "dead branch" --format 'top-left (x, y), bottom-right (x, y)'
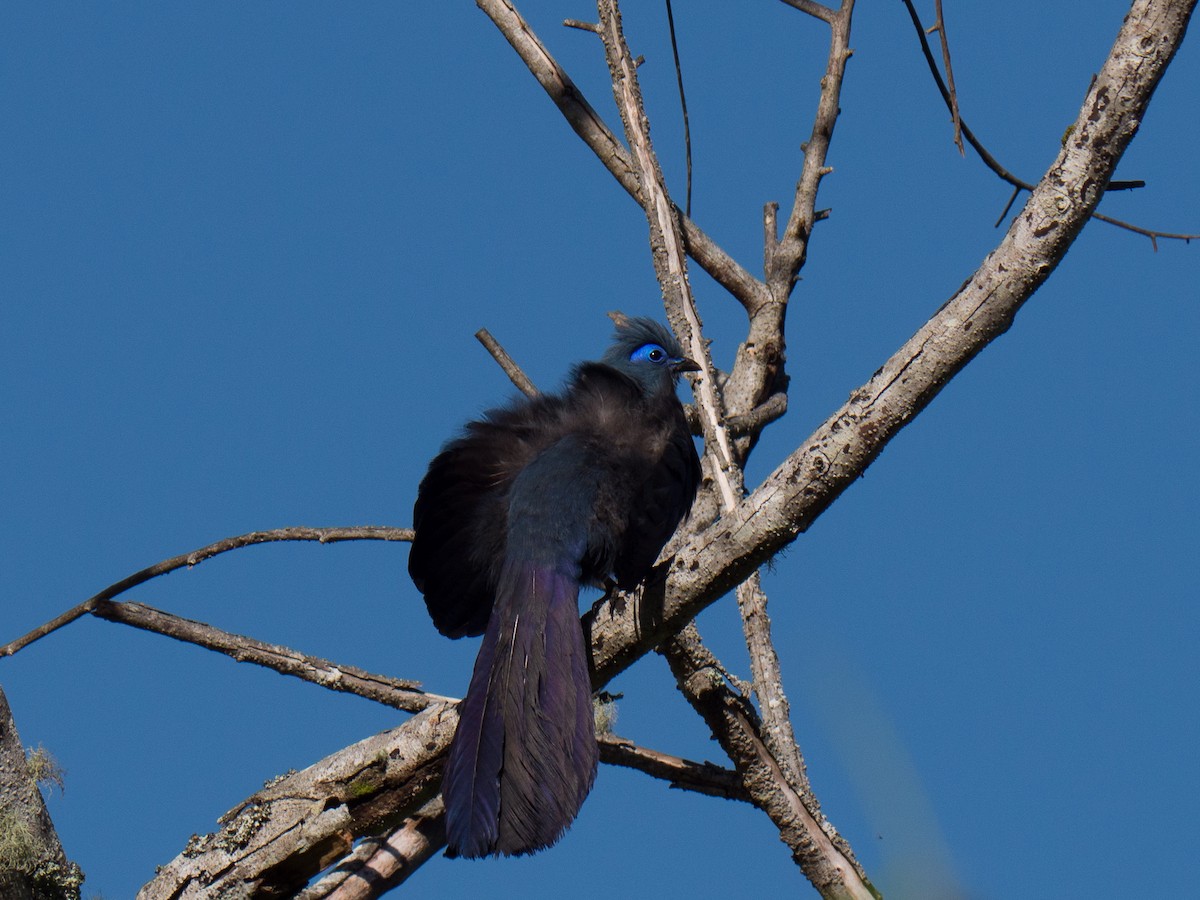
top-left (662, 624), bottom-right (875, 899)
top-left (725, 0), bottom-right (855, 466)
top-left (474, 328), bottom-right (539, 398)
top-left (89, 600), bottom-right (448, 712)
top-left (476, 0), bottom-right (769, 312)
top-left (726, 392), bottom-right (788, 437)
top-left (928, 0), bottom-right (964, 154)
top-left (736, 572), bottom-right (809, 792)
top-left (590, 14), bottom-right (836, 881)
top-left (901, 0), bottom-right (1200, 244)
top-left (591, 9), bottom-right (862, 890)
top-left (296, 799), bottom-right (446, 900)
top-left (770, 0), bottom-right (856, 292)
top-left (137, 707), bottom-right (454, 900)
top-left (1, 526), bottom-right (412, 659)
top-left (597, 732), bottom-right (749, 801)
top-left (584, 0), bottom-right (1195, 692)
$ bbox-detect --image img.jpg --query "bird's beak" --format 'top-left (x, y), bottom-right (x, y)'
top-left (671, 357), bottom-right (701, 374)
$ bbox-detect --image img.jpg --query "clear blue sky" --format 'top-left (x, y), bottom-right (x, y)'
top-left (2, 3), bottom-right (1196, 898)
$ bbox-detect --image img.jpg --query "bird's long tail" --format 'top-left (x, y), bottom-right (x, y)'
top-left (442, 556), bottom-right (597, 858)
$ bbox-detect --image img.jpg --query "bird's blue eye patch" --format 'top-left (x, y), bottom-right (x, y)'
top-left (630, 343), bottom-right (669, 365)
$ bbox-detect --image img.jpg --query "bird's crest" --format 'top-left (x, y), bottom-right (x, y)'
top-left (605, 311), bottom-right (685, 362)
top-left (600, 313), bottom-right (697, 392)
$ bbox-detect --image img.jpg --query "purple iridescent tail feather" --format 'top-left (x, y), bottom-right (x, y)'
top-left (442, 559), bottom-right (597, 858)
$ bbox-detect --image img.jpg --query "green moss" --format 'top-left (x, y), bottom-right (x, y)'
top-left (347, 774), bottom-right (381, 799)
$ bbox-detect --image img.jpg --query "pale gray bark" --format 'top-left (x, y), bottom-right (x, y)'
top-left (138, 707), bottom-right (455, 899)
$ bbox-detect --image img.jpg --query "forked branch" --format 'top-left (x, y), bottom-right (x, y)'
top-left (901, 0), bottom-right (1199, 246)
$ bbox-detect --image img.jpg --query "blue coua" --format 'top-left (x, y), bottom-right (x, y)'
top-left (409, 315), bottom-right (700, 858)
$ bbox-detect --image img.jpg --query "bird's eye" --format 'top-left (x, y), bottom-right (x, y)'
top-left (632, 343), bottom-right (668, 364)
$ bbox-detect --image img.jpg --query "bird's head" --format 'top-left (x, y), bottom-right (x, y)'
top-left (601, 313), bottom-right (700, 395)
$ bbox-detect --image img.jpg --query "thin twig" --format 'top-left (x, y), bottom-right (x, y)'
top-left (930, 0), bottom-right (964, 154)
top-left (597, 732), bottom-right (749, 801)
top-left (475, 327), bottom-right (539, 397)
top-left (994, 184), bottom-right (1022, 227)
top-left (664, 0), bottom-right (693, 218)
top-left (773, 0), bottom-right (855, 283)
top-left (1, 526), bottom-right (413, 658)
top-left (562, 18), bottom-right (599, 34)
top-left (901, 0), bottom-right (1200, 244)
top-left (90, 600), bottom-right (450, 712)
top-left (1090, 211), bottom-right (1196, 249)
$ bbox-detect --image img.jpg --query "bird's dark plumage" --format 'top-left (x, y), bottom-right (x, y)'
top-left (408, 316), bottom-right (700, 858)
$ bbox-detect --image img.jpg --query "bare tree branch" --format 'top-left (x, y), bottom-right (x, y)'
top-left (661, 625), bottom-right (875, 899)
top-left (476, 0), bottom-right (769, 311)
top-left (138, 708), bottom-right (454, 900)
top-left (1, 526), bottom-right (412, 659)
top-left (562, 18), bottom-right (599, 35)
top-left (141, 711), bottom-right (749, 899)
top-left (585, 0), bottom-right (1196, 696)
top-left (771, 0), bottom-right (855, 289)
top-left (135, 677), bottom-right (749, 897)
top-left (597, 732), bottom-right (749, 801)
top-left (475, 327), bottom-right (539, 398)
top-left (89, 600), bottom-right (448, 713)
top-left (585, 18), bottom-right (829, 879)
top-left (901, 0), bottom-right (1200, 244)
top-left (663, 0), bottom-right (692, 217)
top-left (296, 799), bottom-right (446, 900)
top-left (723, 0), bottom-right (855, 467)
top-left (736, 572), bottom-right (808, 791)
top-left (588, 11), bottom-right (861, 889)
top-left (725, 391), bottom-right (788, 437)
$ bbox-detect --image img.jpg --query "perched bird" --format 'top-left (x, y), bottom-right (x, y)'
top-left (408, 315), bottom-right (701, 858)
